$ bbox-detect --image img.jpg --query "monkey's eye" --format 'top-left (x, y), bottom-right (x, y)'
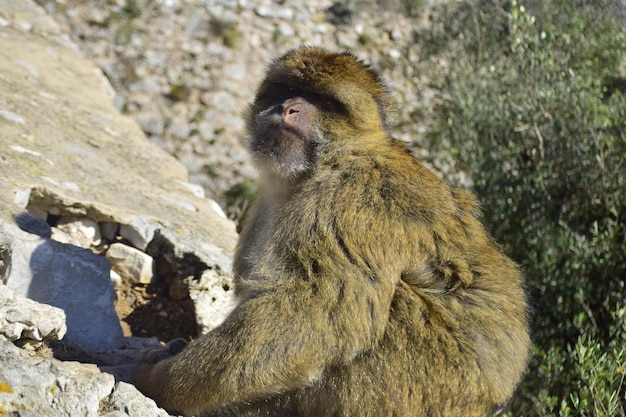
top-left (255, 83), bottom-right (345, 115)
top-left (319, 96), bottom-right (344, 113)
top-left (256, 83), bottom-right (303, 107)
top-left (304, 93), bottom-right (345, 114)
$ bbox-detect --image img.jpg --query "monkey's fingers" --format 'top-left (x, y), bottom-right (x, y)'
top-left (138, 338), bottom-right (186, 365)
top-left (165, 338), bottom-right (188, 355)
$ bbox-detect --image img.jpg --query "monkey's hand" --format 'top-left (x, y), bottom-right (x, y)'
top-left (133, 338), bottom-right (188, 412)
top-left (138, 338), bottom-right (188, 365)
top-left (133, 359), bottom-right (176, 411)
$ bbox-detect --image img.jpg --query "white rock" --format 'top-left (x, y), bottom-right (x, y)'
top-left (106, 242), bottom-right (154, 285)
top-left (1, 221), bottom-right (124, 352)
top-left (210, 200), bottom-right (227, 219)
top-left (255, 5), bottom-right (294, 19)
top-left (0, 285), bottom-right (66, 342)
top-left (389, 48), bottom-right (401, 59)
top-left (110, 269), bottom-right (123, 287)
top-left (189, 269), bottom-right (237, 335)
top-left (51, 216), bottom-right (101, 248)
top-left (119, 215), bottom-right (157, 251)
top-left (106, 382), bottom-right (171, 417)
top-left (0, 339), bottom-right (115, 417)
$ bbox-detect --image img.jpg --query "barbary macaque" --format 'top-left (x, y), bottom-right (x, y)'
top-left (134, 46), bottom-right (530, 417)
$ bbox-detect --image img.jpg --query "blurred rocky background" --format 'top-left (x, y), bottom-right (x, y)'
top-left (1, 0), bottom-right (625, 416)
top-left (31, 0), bottom-right (446, 224)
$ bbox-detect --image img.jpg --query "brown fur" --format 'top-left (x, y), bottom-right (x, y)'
top-left (134, 47), bottom-right (530, 417)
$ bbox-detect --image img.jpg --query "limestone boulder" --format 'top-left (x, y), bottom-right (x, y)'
top-left (0, 1), bottom-right (239, 415)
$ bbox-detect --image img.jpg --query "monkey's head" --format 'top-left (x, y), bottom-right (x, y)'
top-left (247, 47), bottom-right (394, 181)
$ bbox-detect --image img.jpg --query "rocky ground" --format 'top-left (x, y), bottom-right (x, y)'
top-left (1, 1), bottom-right (237, 414)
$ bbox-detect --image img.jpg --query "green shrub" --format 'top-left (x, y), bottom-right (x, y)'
top-left (424, 1), bottom-right (626, 415)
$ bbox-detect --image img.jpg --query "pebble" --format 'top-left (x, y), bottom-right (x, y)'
top-left (106, 242), bottom-right (154, 285)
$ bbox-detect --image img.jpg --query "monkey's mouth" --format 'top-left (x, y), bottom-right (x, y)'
top-left (276, 125), bottom-right (307, 143)
top-left (257, 123), bottom-right (307, 146)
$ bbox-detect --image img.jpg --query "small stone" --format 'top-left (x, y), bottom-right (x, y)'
top-left (255, 5), bottom-right (294, 19)
top-left (0, 284), bottom-right (67, 343)
top-left (51, 217), bottom-right (101, 248)
top-left (167, 116), bottom-right (191, 139)
top-left (134, 111), bottom-right (165, 135)
top-left (389, 49), bottom-right (401, 59)
top-left (110, 269), bottom-right (122, 287)
top-left (119, 215), bottom-right (157, 251)
top-left (106, 242), bottom-right (154, 285)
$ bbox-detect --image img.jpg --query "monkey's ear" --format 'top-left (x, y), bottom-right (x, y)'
top-left (374, 93), bottom-right (396, 132)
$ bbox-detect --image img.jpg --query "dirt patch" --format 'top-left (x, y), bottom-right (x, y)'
top-left (41, 214), bottom-right (201, 344)
top-left (114, 276), bottom-right (197, 343)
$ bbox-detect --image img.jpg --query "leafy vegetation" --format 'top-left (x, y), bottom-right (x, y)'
top-left (424, 0), bottom-right (626, 415)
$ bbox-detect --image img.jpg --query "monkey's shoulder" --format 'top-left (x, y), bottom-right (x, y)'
top-left (306, 148), bottom-right (459, 221)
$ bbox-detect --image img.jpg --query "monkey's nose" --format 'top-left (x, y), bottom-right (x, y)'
top-left (282, 98), bottom-right (304, 116)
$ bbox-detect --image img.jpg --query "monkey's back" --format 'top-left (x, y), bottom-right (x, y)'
top-left (239, 137), bottom-right (530, 417)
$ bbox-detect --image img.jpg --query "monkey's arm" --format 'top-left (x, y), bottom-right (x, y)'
top-left (134, 249), bottom-right (397, 415)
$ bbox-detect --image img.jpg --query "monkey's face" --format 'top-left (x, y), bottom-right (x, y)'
top-left (248, 83), bottom-right (343, 181)
top-left (246, 47), bottom-right (394, 181)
